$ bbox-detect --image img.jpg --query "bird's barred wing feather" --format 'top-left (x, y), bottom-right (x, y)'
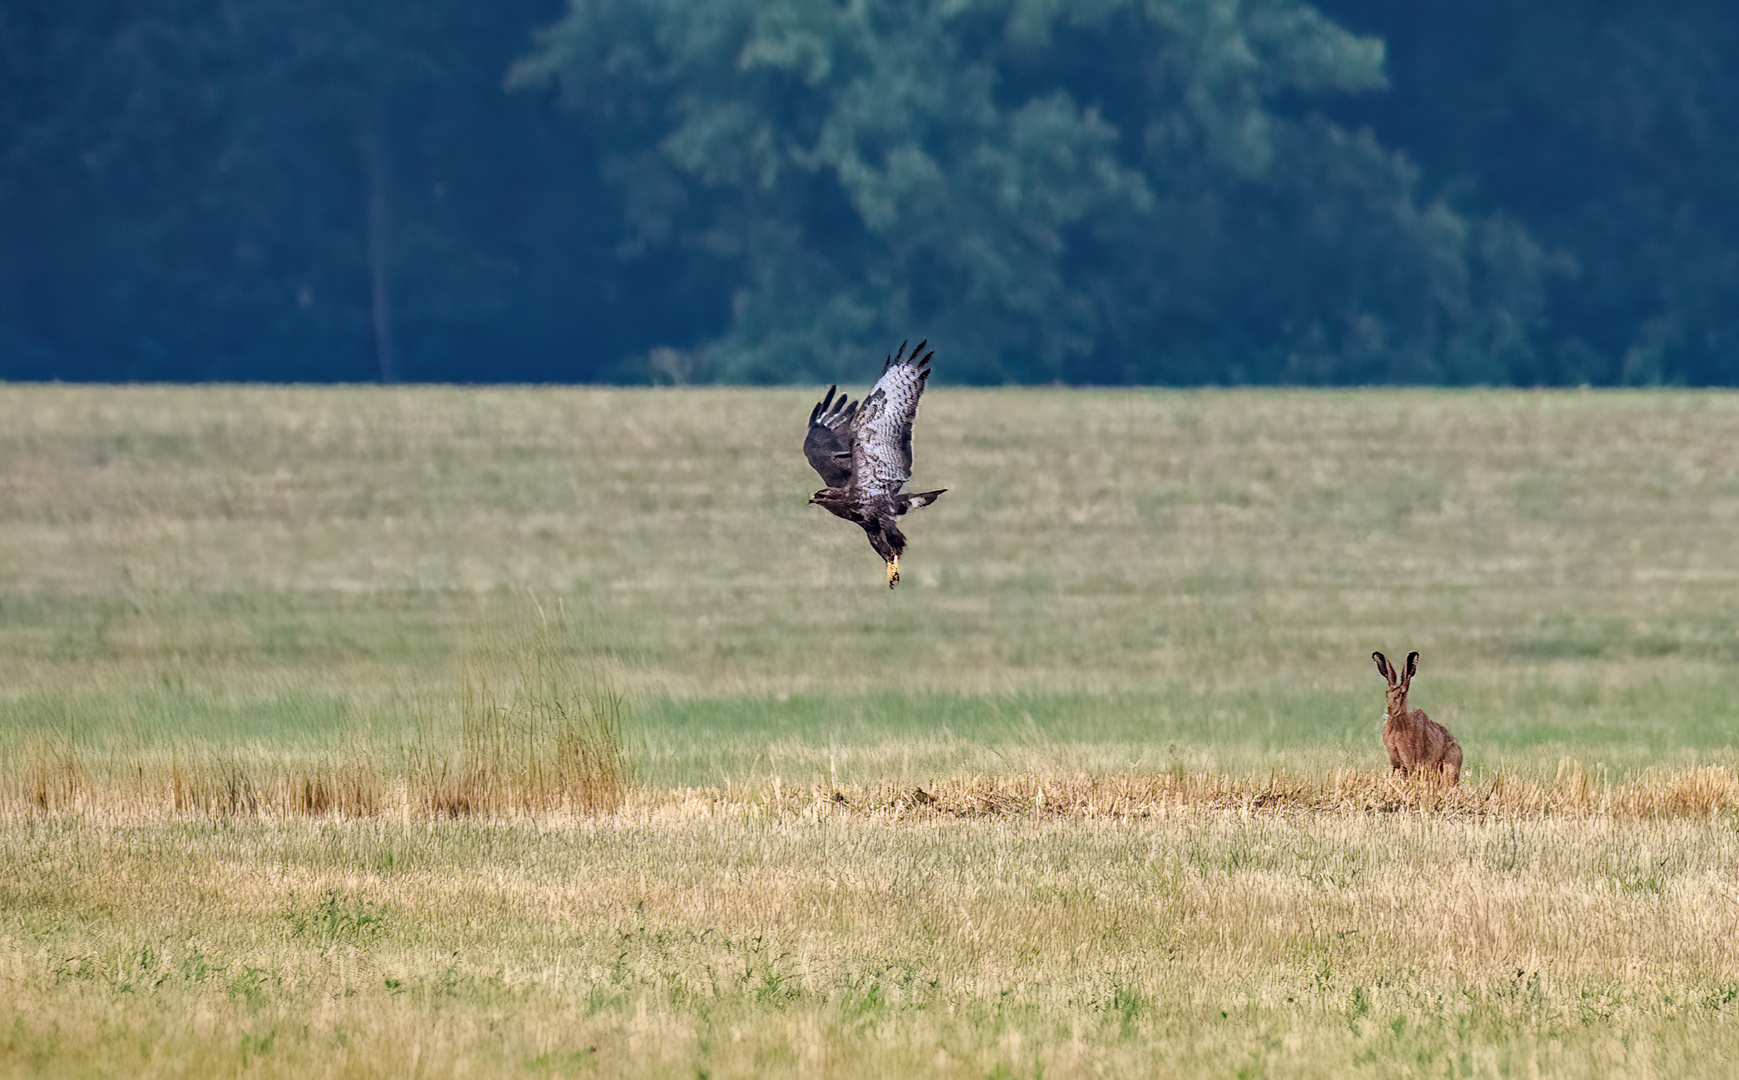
top-left (803, 385), bottom-right (857, 488)
top-left (850, 340), bottom-right (931, 499)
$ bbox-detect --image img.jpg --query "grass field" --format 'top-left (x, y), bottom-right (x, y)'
top-left (5, 384), bottom-right (1739, 1077)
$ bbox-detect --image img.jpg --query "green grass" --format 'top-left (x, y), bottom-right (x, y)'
top-left (6, 384), bottom-right (1739, 1076)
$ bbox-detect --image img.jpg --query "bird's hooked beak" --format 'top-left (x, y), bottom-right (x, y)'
top-left (885, 555), bottom-right (900, 589)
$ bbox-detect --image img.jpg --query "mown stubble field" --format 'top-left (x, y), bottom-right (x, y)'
top-left (4, 385), bottom-right (1739, 1077)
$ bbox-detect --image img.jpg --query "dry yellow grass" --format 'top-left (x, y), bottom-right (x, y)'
top-left (5, 792), bottom-right (1739, 1079)
top-left (10, 752), bottom-right (1739, 824)
top-left (7, 384), bottom-right (1739, 1076)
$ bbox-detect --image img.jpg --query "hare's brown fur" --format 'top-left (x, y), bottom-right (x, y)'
top-left (1372, 651), bottom-right (1461, 785)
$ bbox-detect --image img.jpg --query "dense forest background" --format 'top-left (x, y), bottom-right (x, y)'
top-left (2, 0), bottom-right (1734, 386)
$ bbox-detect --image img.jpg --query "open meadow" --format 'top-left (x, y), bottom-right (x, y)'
top-left (5, 384), bottom-right (1739, 1077)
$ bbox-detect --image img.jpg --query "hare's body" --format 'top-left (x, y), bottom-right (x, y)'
top-left (1373, 651), bottom-right (1461, 785)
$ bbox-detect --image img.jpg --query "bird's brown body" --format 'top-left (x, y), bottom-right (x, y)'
top-left (807, 487), bottom-right (944, 584)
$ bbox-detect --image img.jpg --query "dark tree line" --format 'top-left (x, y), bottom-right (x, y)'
top-left (0, 0), bottom-right (636, 382)
top-left (1, 0), bottom-right (1735, 385)
top-left (1316, 0), bottom-right (1739, 386)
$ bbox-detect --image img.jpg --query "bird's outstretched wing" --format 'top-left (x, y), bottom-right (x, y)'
top-left (804, 385), bottom-right (857, 488)
top-left (850, 340), bottom-right (932, 498)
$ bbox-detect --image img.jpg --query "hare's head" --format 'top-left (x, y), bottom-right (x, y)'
top-left (1372, 650), bottom-right (1419, 721)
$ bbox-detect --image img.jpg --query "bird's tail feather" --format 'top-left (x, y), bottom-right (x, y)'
top-left (904, 486), bottom-right (946, 511)
top-left (897, 489), bottom-right (946, 514)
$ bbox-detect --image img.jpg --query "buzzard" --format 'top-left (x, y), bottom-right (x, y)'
top-left (805, 340), bottom-right (946, 588)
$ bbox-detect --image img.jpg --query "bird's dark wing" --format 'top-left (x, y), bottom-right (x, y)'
top-left (804, 384), bottom-right (857, 488)
top-left (850, 340), bottom-right (932, 499)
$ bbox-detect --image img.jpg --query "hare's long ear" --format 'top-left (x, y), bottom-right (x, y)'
top-left (1372, 651), bottom-right (1395, 685)
top-left (1403, 651), bottom-right (1420, 687)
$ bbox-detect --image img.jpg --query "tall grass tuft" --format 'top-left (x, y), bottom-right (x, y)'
top-left (168, 752), bottom-right (259, 815)
top-left (421, 614), bottom-right (632, 817)
top-left (164, 747), bottom-right (382, 817)
top-left (14, 730), bottom-right (88, 812)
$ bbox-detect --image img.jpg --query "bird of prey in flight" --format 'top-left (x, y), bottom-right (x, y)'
top-left (804, 341), bottom-right (946, 588)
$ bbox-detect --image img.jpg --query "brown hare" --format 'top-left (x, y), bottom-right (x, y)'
top-left (1372, 650), bottom-right (1462, 785)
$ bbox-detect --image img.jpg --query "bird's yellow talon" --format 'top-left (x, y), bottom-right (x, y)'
top-left (887, 556), bottom-right (900, 588)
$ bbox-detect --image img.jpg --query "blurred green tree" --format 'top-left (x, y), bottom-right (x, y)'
top-left (1317, 0), bottom-right (1739, 386)
top-left (0, 0), bottom-right (641, 382)
top-left (513, 0), bottom-right (1550, 384)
